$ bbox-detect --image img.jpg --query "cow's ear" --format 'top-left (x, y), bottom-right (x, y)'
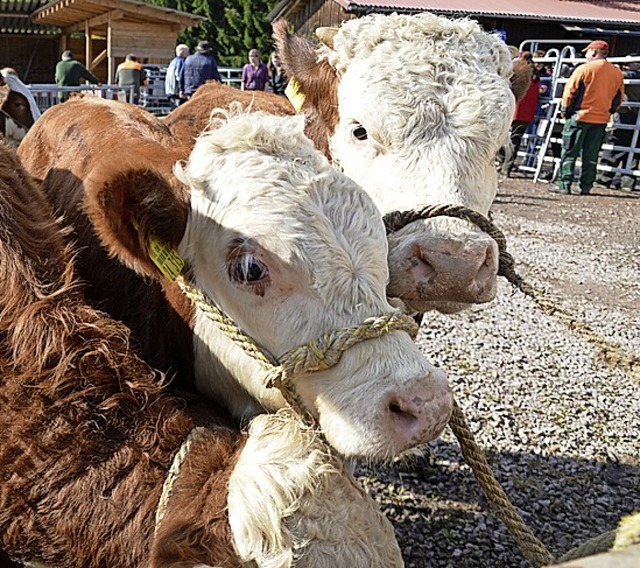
top-left (273, 19), bottom-right (339, 157)
top-left (85, 167), bottom-right (189, 279)
top-left (510, 58), bottom-right (533, 103)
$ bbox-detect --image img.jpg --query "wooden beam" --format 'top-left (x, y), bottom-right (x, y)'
top-left (63, 9), bottom-right (123, 33)
top-left (82, 0), bottom-right (203, 26)
top-left (85, 19), bottom-right (90, 68)
top-left (91, 49), bottom-right (107, 68)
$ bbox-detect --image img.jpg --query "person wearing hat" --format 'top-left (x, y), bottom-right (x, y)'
top-left (115, 54), bottom-right (147, 104)
top-left (55, 50), bottom-right (100, 102)
top-left (551, 39), bottom-right (624, 195)
top-left (184, 40), bottom-right (222, 98)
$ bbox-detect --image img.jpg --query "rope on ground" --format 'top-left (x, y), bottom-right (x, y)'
top-left (449, 398), bottom-right (554, 567)
top-left (384, 204), bottom-right (640, 384)
top-left (385, 203), bottom-right (640, 566)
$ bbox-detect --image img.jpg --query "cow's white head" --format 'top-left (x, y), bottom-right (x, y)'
top-left (275, 13), bottom-right (529, 314)
top-left (171, 110), bottom-right (452, 459)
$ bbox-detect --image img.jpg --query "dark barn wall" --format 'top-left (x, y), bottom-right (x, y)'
top-left (291, 0), bottom-right (356, 39)
top-left (477, 17), bottom-right (640, 56)
top-left (0, 35), bottom-right (58, 83)
top-left (287, 3), bottom-right (640, 58)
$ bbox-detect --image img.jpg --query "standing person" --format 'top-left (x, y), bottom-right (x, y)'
top-left (596, 54), bottom-right (640, 191)
top-left (183, 40), bottom-right (222, 98)
top-left (499, 52), bottom-right (541, 176)
top-left (241, 49), bottom-right (269, 91)
top-left (165, 44), bottom-right (189, 107)
top-left (115, 54), bottom-right (147, 104)
top-left (55, 50), bottom-right (100, 101)
top-left (268, 51), bottom-right (288, 95)
top-left (551, 40), bottom-right (624, 195)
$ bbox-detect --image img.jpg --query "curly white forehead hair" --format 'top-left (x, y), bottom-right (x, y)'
top-left (324, 12), bottom-right (513, 81)
top-left (175, 104), bottom-right (332, 189)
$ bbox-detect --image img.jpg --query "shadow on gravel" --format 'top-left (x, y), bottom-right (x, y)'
top-left (357, 441), bottom-right (640, 568)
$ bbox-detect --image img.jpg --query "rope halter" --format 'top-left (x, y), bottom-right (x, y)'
top-left (145, 232), bottom-right (419, 418)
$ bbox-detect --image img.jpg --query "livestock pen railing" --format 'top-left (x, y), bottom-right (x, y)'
top-left (508, 42), bottom-right (640, 188)
top-left (27, 66), bottom-right (243, 117)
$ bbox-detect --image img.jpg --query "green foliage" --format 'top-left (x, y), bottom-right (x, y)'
top-left (144, 0), bottom-right (279, 66)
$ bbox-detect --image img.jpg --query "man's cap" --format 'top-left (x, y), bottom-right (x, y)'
top-left (61, 50), bottom-right (73, 60)
top-left (582, 40), bottom-right (608, 52)
top-left (196, 40), bottom-right (212, 54)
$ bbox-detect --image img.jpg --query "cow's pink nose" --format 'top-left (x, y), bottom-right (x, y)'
top-left (386, 380), bottom-right (453, 450)
top-left (412, 238), bottom-right (499, 304)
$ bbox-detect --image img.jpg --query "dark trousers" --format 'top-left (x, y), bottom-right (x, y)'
top-left (498, 120), bottom-right (530, 174)
top-left (597, 110), bottom-right (638, 190)
top-left (557, 117), bottom-right (607, 192)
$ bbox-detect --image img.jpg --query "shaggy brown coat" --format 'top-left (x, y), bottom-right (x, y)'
top-left (16, 98), bottom-right (199, 390)
top-left (0, 140), bottom-right (244, 567)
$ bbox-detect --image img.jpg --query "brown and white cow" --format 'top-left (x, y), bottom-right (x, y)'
top-left (0, 140), bottom-right (403, 568)
top-left (0, 68), bottom-right (40, 146)
top-left (167, 13), bottom-right (531, 315)
top-left (165, 80), bottom-right (295, 144)
top-left (18, 97), bottom-right (452, 460)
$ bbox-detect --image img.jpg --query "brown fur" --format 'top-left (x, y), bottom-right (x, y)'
top-left (17, 97), bottom-right (198, 391)
top-left (272, 19), bottom-right (340, 159)
top-left (511, 57), bottom-right (534, 103)
top-left (0, 140), bottom-right (244, 567)
top-left (165, 80), bottom-right (295, 148)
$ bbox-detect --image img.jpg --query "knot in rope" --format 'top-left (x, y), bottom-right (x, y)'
top-left (265, 313), bottom-right (419, 390)
top-left (174, 274), bottom-right (418, 414)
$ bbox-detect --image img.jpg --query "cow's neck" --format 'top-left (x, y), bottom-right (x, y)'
top-left (191, 308), bottom-right (285, 420)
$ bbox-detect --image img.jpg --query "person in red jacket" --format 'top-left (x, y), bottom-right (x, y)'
top-left (499, 52), bottom-right (540, 176)
top-left (551, 40), bottom-right (624, 195)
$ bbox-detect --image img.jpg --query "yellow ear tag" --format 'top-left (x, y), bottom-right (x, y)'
top-left (285, 77), bottom-right (306, 113)
top-left (148, 234), bottom-right (185, 282)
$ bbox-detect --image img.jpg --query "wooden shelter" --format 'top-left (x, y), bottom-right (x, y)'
top-left (30, 0), bottom-right (204, 82)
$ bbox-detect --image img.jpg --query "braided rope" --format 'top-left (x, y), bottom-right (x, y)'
top-left (174, 274), bottom-right (418, 415)
top-left (449, 399), bottom-right (553, 567)
top-left (385, 205), bottom-right (554, 566)
top-left (385, 203), bottom-right (640, 565)
top-left (155, 427), bottom-right (207, 533)
top-left (384, 204), bottom-right (640, 383)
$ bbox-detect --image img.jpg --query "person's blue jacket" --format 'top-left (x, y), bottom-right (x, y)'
top-left (184, 52), bottom-right (222, 96)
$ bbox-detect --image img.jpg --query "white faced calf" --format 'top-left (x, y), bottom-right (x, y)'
top-left (275, 12), bottom-right (528, 314)
top-left (18, 98), bottom-right (452, 460)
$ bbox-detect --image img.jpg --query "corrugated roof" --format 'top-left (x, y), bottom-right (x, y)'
top-left (333, 0), bottom-right (640, 25)
top-left (0, 0), bottom-right (59, 34)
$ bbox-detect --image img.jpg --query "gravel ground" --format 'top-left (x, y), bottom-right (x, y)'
top-left (357, 176), bottom-right (640, 567)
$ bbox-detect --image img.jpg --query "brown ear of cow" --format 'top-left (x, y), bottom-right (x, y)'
top-left (85, 167), bottom-right (189, 279)
top-left (273, 19), bottom-right (339, 157)
top-left (510, 58), bottom-right (533, 103)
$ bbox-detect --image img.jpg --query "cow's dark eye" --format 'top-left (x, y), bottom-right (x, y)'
top-left (350, 123), bottom-right (368, 141)
top-left (232, 254), bottom-right (267, 283)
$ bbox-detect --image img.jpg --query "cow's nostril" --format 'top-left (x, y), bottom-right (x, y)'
top-left (388, 397), bottom-right (422, 428)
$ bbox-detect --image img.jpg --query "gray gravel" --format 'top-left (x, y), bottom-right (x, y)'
top-left (356, 177), bottom-right (640, 567)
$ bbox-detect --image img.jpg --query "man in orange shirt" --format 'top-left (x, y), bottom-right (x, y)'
top-left (551, 40), bottom-right (624, 195)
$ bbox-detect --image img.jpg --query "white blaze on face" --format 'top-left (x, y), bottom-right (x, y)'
top-left (321, 13), bottom-right (516, 312)
top-left (327, 13), bottom-right (514, 215)
top-left (175, 110), bottom-right (452, 459)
